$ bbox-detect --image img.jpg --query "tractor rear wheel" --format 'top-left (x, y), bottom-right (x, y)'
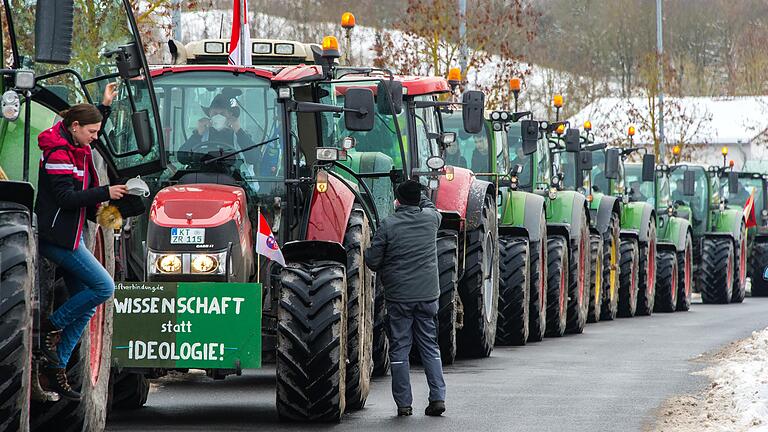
top-left (750, 241), bottom-right (768, 296)
top-left (495, 237), bottom-right (530, 346)
top-left (545, 235), bottom-right (568, 337)
top-left (636, 222), bottom-right (657, 316)
top-left (618, 239), bottom-right (640, 318)
top-left (587, 234), bottom-right (603, 323)
top-left (276, 261), bottom-right (347, 422)
top-left (0, 202), bottom-right (33, 432)
top-left (731, 224), bottom-right (747, 303)
top-left (566, 212), bottom-right (590, 334)
top-left (676, 234), bottom-right (694, 311)
top-left (700, 236), bottom-right (734, 304)
top-left (109, 371), bottom-right (149, 410)
top-left (436, 232), bottom-right (459, 365)
top-left (654, 250), bottom-right (678, 313)
top-left (32, 226), bottom-right (115, 432)
top-left (527, 214), bottom-right (547, 343)
top-left (371, 277), bottom-right (389, 377)
top-left (600, 213), bottom-right (621, 321)
top-left (456, 195), bottom-right (499, 358)
top-left (343, 210), bottom-right (373, 410)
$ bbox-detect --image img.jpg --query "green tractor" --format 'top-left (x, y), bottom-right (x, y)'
top-left (592, 135), bottom-right (657, 318)
top-left (0, 1), bottom-right (167, 430)
top-left (670, 155), bottom-right (748, 304)
top-left (728, 166), bottom-right (768, 296)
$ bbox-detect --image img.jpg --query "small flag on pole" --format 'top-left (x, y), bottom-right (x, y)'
top-left (745, 187), bottom-right (757, 229)
top-left (256, 210), bottom-right (285, 266)
top-left (228, 0), bottom-right (252, 66)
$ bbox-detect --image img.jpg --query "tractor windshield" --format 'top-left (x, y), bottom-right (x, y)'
top-left (625, 164), bottom-right (655, 206)
top-left (730, 176), bottom-right (763, 209)
top-left (559, 151), bottom-right (582, 192)
top-left (442, 113), bottom-right (494, 175)
top-left (591, 150), bottom-right (610, 194)
top-left (504, 123), bottom-right (533, 189)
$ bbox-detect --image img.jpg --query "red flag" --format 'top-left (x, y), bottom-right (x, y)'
top-left (256, 211), bottom-right (285, 266)
top-left (228, 0), bottom-right (252, 66)
top-left (745, 188), bottom-right (757, 229)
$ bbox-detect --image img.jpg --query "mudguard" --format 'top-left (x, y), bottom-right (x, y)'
top-left (0, 180), bottom-right (35, 212)
top-left (594, 194), bottom-right (621, 236)
top-left (282, 240), bottom-right (347, 265)
top-left (710, 207), bottom-right (745, 240)
top-left (546, 190), bottom-right (589, 243)
top-left (464, 178), bottom-right (495, 232)
top-left (499, 190), bottom-right (545, 243)
top-left (435, 166), bottom-right (473, 221)
top-left (621, 201), bottom-right (655, 243)
top-left (657, 215), bottom-right (692, 252)
top-left (306, 174), bottom-right (356, 244)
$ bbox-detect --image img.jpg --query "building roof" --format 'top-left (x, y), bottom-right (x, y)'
top-left (569, 96), bottom-right (768, 146)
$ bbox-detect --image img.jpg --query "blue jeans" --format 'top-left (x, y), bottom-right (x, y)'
top-left (386, 300), bottom-right (446, 408)
top-left (40, 236), bottom-right (114, 368)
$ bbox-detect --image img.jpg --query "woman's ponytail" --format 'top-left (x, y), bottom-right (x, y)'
top-left (60, 104), bottom-right (103, 128)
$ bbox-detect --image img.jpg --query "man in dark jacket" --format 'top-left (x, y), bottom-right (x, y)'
top-left (365, 180), bottom-right (446, 417)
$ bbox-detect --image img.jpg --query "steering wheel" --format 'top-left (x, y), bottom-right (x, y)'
top-left (183, 140), bottom-right (245, 172)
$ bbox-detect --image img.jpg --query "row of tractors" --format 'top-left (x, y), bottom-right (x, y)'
top-left (1, 3), bottom-right (768, 431)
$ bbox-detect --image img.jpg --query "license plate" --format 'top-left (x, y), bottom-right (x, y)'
top-left (170, 228), bottom-right (205, 244)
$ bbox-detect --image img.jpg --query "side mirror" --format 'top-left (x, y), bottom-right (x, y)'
top-left (520, 120), bottom-right (539, 155)
top-left (683, 170), bottom-right (695, 196)
top-left (642, 154), bottom-right (655, 182)
top-left (462, 90), bottom-right (485, 134)
top-left (132, 110), bottom-right (154, 157)
top-left (565, 128), bottom-right (580, 152)
top-left (580, 151), bottom-right (593, 171)
top-left (604, 148), bottom-right (620, 179)
top-left (377, 80), bottom-right (403, 115)
top-left (34, 0), bottom-right (74, 64)
top-left (729, 171), bottom-right (739, 194)
top-left (344, 88), bottom-right (375, 132)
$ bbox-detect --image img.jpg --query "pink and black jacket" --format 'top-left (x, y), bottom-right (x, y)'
top-left (35, 117), bottom-right (111, 250)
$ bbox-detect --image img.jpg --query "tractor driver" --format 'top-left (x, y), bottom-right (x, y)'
top-left (470, 133), bottom-right (490, 174)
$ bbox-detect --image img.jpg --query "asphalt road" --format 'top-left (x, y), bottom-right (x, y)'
top-left (107, 294), bottom-right (768, 432)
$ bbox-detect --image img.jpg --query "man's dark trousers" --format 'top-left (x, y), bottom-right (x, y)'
top-left (387, 300), bottom-right (446, 408)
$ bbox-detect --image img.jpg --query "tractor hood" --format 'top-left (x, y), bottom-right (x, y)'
top-left (150, 184), bottom-right (247, 229)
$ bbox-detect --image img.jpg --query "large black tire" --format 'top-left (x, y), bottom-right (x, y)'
top-left (495, 237), bottom-right (530, 346)
top-left (676, 234), bottom-right (694, 311)
top-left (618, 239), bottom-right (640, 318)
top-left (654, 250), bottom-right (678, 313)
top-left (600, 213), bottom-right (621, 321)
top-left (635, 222), bottom-right (657, 316)
top-left (276, 262), bottom-right (347, 422)
top-left (32, 226), bottom-right (115, 432)
top-left (750, 241), bottom-right (768, 296)
top-left (527, 215), bottom-right (547, 343)
top-left (0, 202), bottom-right (33, 432)
top-left (436, 232), bottom-right (459, 365)
top-left (566, 212), bottom-right (590, 334)
top-left (342, 210), bottom-right (373, 410)
top-left (109, 371), bottom-right (149, 410)
top-left (731, 224), bottom-right (747, 303)
top-left (587, 234), bottom-right (603, 324)
top-left (371, 276), bottom-right (389, 377)
top-left (700, 236), bottom-right (735, 304)
top-left (545, 236), bottom-right (568, 337)
top-left (456, 195), bottom-right (499, 358)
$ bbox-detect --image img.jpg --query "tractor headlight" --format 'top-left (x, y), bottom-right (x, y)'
top-left (191, 254), bottom-right (218, 274)
top-left (316, 147), bottom-right (340, 161)
top-left (762, 209), bottom-right (768, 219)
top-left (154, 254), bottom-right (182, 274)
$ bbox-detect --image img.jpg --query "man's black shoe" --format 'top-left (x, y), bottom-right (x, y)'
top-left (425, 400), bottom-right (445, 416)
top-left (397, 406), bottom-right (413, 416)
top-left (40, 318), bottom-right (62, 366)
top-left (39, 367), bottom-right (81, 401)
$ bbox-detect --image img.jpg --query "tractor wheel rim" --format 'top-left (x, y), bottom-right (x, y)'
top-left (560, 257), bottom-right (567, 316)
top-left (595, 245), bottom-right (601, 306)
top-left (631, 255), bottom-right (637, 304)
top-left (685, 246), bottom-right (692, 297)
top-left (482, 232), bottom-right (494, 323)
top-left (610, 235), bottom-right (618, 302)
top-left (671, 260), bottom-right (678, 303)
top-left (648, 239), bottom-right (656, 296)
top-left (90, 228), bottom-right (106, 386)
top-left (727, 251), bottom-right (734, 292)
top-left (740, 235), bottom-right (747, 286)
top-left (540, 245), bottom-right (546, 315)
top-left (578, 236), bottom-right (586, 304)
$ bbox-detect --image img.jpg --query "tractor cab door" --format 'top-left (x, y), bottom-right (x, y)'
top-left (5, 0), bottom-right (166, 179)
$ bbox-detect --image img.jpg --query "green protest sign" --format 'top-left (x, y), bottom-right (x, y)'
top-left (111, 282), bottom-right (262, 369)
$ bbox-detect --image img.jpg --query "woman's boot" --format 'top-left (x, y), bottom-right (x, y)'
top-left (39, 367), bottom-right (81, 401)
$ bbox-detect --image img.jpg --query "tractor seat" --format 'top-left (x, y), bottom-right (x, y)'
top-left (177, 172), bottom-right (238, 186)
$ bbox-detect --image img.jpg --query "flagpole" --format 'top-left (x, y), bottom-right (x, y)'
top-left (257, 206), bottom-right (261, 283)
top-left (239, 0), bottom-right (247, 66)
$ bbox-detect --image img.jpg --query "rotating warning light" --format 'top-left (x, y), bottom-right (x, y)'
top-left (583, 120), bottom-right (592, 131)
top-left (510, 77), bottom-right (522, 92)
top-left (341, 12), bottom-right (356, 29)
top-left (628, 125), bottom-right (636, 137)
top-left (321, 36), bottom-right (340, 58)
top-left (729, 159), bottom-right (735, 168)
top-left (721, 146), bottom-right (729, 156)
top-left (447, 67), bottom-right (462, 84)
top-left (555, 124), bottom-right (566, 135)
top-left (672, 145), bottom-right (681, 156)
top-left (553, 94), bottom-right (563, 108)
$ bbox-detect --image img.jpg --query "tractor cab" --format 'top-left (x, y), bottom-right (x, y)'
top-left (168, 37), bottom-right (319, 66)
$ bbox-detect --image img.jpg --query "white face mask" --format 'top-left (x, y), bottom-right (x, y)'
top-left (210, 114), bottom-right (227, 131)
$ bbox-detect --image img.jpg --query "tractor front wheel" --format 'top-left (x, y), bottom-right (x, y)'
top-left (750, 241), bottom-right (768, 297)
top-left (587, 234), bottom-right (603, 323)
top-left (566, 212), bottom-right (590, 334)
top-left (636, 222), bottom-right (657, 316)
top-left (618, 239), bottom-right (640, 318)
top-left (700, 237), bottom-right (735, 304)
top-left (600, 213), bottom-right (621, 320)
top-left (276, 261), bottom-right (347, 422)
top-left (654, 250), bottom-right (678, 313)
top-left (437, 232), bottom-right (459, 365)
top-left (495, 237), bottom-right (530, 346)
top-left (731, 224), bottom-right (747, 303)
top-left (676, 234), bottom-right (694, 311)
top-left (371, 277), bottom-right (389, 376)
top-left (545, 236), bottom-right (568, 337)
top-left (527, 213), bottom-right (547, 343)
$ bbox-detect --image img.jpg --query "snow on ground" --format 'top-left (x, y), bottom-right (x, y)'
top-left (650, 321), bottom-right (768, 431)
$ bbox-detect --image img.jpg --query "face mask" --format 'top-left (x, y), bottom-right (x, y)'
top-left (125, 177), bottom-right (150, 198)
top-left (210, 114), bottom-right (227, 131)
